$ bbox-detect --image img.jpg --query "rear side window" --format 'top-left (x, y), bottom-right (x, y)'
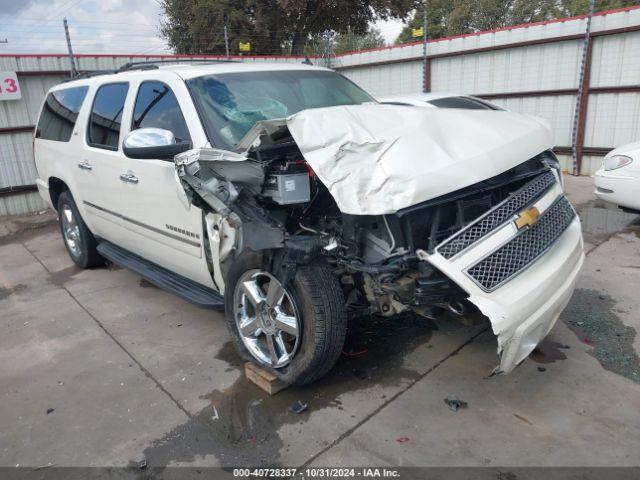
top-left (87, 82), bottom-right (129, 150)
top-left (36, 86), bottom-right (89, 142)
top-left (132, 81), bottom-right (191, 143)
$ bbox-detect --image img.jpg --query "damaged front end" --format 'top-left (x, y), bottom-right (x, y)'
top-left (175, 104), bottom-right (584, 374)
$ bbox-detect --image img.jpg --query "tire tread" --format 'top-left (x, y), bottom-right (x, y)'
top-left (58, 191), bottom-right (103, 268)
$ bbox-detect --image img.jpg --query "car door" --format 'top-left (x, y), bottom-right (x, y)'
top-left (113, 78), bottom-right (214, 289)
top-left (76, 82), bottom-right (132, 246)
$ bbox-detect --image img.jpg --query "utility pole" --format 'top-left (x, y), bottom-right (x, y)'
top-left (323, 30), bottom-right (333, 68)
top-left (422, 1), bottom-right (429, 93)
top-left (571, 0), bottom-right (595, 176)
top-left (223, 25), bottom-right (230, 58)
top-left (63, 17), bottom-right (77, 77)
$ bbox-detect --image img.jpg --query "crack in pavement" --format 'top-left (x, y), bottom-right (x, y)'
top-left (299, 326), bottom-right (490, 468)
top-left (299, 227), bottom-right (610, 468)
top-left (17, 218), bottom-right (611, 468)
top-left (21, 242), bottom-right (195, 422)
top-left (20, 239), bottom-right (491, 467)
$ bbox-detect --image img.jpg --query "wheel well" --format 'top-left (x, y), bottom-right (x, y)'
top-left (48, 177), bottom-right (69, 211)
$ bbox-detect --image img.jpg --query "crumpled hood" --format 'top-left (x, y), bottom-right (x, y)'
top-left (285, 104), bottom-right (553, 215)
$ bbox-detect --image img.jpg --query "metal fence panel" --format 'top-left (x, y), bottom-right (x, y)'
top-left (342, 61), bottom-right (423, 97)
top-left (491, 95), bottom-right (576, 146)
top-left (584, 92), bottom-right (640, 147)
top-left (0, 131), bottom-right (37, 190)
top-left (590, 30), bottom-right (640, 87)
top-left (581, 154), bottom-right (604, 176)
top-left (431, 41), bottom-right (582, 94)
top-left (0, 191), bottom-right (47, 216)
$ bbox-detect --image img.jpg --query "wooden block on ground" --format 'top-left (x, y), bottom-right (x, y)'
top-left (245, 362), bottom-right (288, 395)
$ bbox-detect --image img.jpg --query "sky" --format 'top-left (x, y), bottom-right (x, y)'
top-left (0, 0), bottom-right (406, 55)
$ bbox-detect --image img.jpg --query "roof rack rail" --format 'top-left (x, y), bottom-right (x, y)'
top-left (61, 69), bottom-right (119, 82)
top-left (118, 58), bottom-right (239, 72)
top-left (60, 58), bottom-right (239, 83)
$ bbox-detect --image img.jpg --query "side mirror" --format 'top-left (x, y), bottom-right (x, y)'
top-left (123, 128), bottom-right (191, 160)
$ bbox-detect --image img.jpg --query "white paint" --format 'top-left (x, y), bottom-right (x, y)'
top-left (594, 141), bottom-right (640, 211)
top-left (286, 104), bottom-right (553, 215)
top-left (424, 183), bottom-right (584, 373)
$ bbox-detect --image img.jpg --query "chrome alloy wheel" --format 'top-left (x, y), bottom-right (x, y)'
top-left (61, 204), bottom-right (82, 258)
top-left (233, 270), bottom-right (300, 368)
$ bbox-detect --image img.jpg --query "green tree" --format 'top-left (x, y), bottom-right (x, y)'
top-left (395, 0), bottom-right (640, 44)
top-left (161, 0), bottom-right (417, 55)
top-left (561, 0), bottom-right (640, 16)
top-left (160, 0), bottom-right (286, 55)
top-left (396, 0), bottom-right (454, 43)
top-left (334, 26), bottom-right (386, 54)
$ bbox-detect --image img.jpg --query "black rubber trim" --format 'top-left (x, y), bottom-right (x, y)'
top-left (123, 141), bottom-right (191, 160)
top-left (83, 201), bottom-right (200, 248)
top-left (0, 184), bottom-right (38, 197)
top-left (96, 241), bottom-right (224, 310)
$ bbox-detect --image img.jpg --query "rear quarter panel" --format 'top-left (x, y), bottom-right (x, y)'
top-left (34, 82), bottom-right (95, 228)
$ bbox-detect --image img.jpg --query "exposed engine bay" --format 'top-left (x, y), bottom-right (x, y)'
top-left (175, 119), bottom-right (562, 322)
top-left (173, 104), bottom-right (582, 374)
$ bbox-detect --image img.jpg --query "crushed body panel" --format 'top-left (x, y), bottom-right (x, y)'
top-left (172, 103), bottom-right (581, 375)
top-left (285, 104), bottom-right (554, 215)
top-left (421, 182), bottom-right (584, 373)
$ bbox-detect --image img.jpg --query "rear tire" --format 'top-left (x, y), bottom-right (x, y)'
top-left (225, 253), bottom-right (347, 385)
top-left (57, 191), bottom-right (103, 268)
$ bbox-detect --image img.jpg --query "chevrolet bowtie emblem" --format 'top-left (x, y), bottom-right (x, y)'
top-left (515, 207), bottom-right (540, 230)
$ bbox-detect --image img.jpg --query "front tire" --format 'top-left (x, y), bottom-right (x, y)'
top-left (225, 254), bottom-right (347, 385)
top-left (57, 191), bottom-right (103, 268)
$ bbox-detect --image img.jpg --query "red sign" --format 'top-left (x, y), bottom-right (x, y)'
top-left (0, 71), bottom-right (21, 100)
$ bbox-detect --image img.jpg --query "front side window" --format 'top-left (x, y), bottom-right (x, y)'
top-left (36, 86), bottom-right (89, 142)
top-left (187, 70), bottom-right (375, 149)
top-left (132, 81), bottom-right (191, 143)
top-left (87, 82), bottom-right (129, 150)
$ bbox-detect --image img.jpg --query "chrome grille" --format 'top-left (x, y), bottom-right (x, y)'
top-left (466, 196), bottom-right (576, 291)
top-left (437, 171), bottom-right (557, 259)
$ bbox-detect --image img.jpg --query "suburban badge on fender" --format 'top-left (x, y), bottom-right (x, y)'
top-left (515, 206), bottom-right (541, 230)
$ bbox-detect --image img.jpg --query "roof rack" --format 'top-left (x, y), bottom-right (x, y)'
top-left (60, 58), bottom-right (238, 83)
top-left (61, 69), bottom-right (118, 82)
top-left (118, 58), bottom-right (238, 71)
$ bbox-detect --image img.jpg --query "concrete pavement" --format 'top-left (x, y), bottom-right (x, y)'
top-left (0, 176), bottom-right (638, 468)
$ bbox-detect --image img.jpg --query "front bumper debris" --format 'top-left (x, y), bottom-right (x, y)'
top-left (420, 174), bottom-right (584, 373)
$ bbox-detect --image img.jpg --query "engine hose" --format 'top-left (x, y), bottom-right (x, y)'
top-left (337, 258), bottom-right (404, 274)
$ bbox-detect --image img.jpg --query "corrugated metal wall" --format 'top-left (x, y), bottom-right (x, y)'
top-left (337, 7), bottom-right (640, 175)
top-left (2, 6), bottom-right (640, 216)
top-left (0, 71), bottom-right (66, 215)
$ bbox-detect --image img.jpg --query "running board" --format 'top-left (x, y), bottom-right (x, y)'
top-left (97, 241), bottom-right (224, 310)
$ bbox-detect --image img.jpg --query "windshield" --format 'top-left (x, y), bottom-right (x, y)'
top-left (187, 69), bottom-right (375, 149)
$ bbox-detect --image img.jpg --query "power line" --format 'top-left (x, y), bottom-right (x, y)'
top-left (18, 0), bottom-right (88, 37)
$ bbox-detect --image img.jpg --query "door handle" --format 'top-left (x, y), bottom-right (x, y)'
top-left (119, 172), bottom-right (139, 184)
top-left (77, 160), bottom-right (92, 171)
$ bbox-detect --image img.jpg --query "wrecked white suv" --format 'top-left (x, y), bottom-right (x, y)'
top-left (34, 62), bottom-right (584, 384)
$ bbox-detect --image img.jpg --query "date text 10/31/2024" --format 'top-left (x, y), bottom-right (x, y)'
top-left (233, 468), bottom-right (401, 478)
